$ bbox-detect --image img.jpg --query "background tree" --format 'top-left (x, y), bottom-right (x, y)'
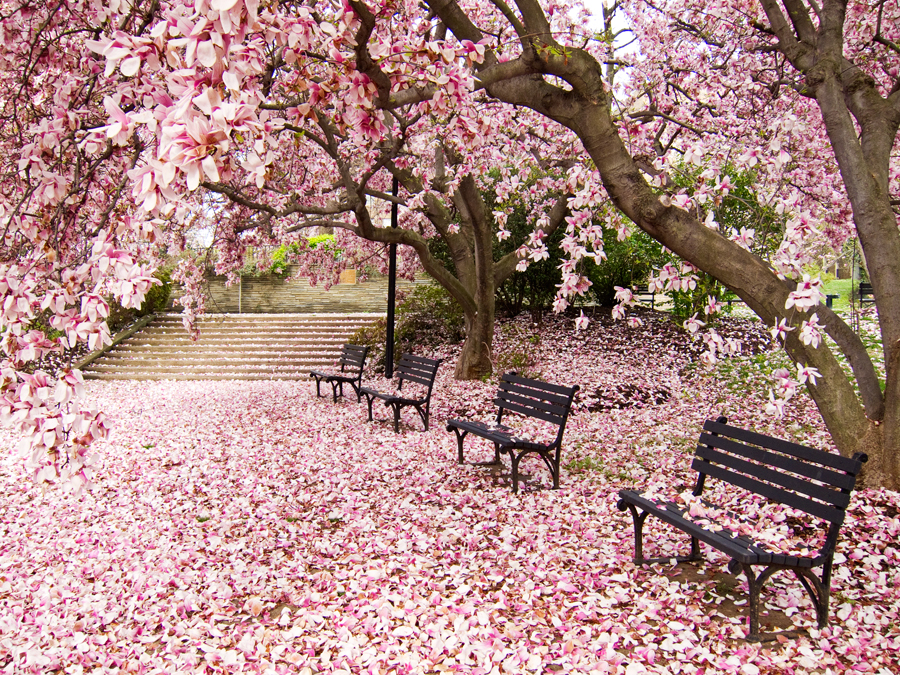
top-left (419, 0), bottom-right (899, 486)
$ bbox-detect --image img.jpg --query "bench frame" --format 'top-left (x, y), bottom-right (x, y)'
top-left (359, 353), bottom-right (442, 432)
top-left (309, 344), bottom-right (370, 402)
top-left (633, 284), bottom-right (656, 310)
top-left (617, 416), bottom-right (867, 641)
top-left (447, 372), bottom-right (580, 493)
top-left (859, 281), bottom-right (875, 304)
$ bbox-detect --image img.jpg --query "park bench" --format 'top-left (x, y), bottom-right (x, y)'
top-left (633, 284), bottom-right (656, 310)
top-left (724, 294), bottom-right (838, 308)
top-left (617, 416), bottom-right (867, 641)
top-left (447, 373), bottom-right (580, 493)
top-left (309, 344), bottom-right (369, 402)
top-left (359, 353), bottom-right (442, 432)
top-left (859, 282), bottom-right (874, 304)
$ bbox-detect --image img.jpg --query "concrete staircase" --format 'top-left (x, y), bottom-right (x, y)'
top-left (81, 313), bottom-right (383, 381)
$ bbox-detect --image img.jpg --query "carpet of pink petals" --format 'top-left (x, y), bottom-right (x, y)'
top-left (2, 313), bottom-right (899, 674)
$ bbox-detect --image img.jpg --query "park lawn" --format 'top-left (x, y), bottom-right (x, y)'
top-left (822, 280), bottom-right (854, 312)
top-left (0, 312), bottom-right (898, 674)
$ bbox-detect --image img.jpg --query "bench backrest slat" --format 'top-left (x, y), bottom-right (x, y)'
top-left (704, 420), bottom-right (860, 473)
top-left (693, 419), bottom-right (866, 526)
top-left (495, 372), bottom-right (579, 438)
top-left (396, 353), bottom-right (441, 390)
top-left (495, 397), bottom-right (567, 425)
top-left (501, 373), bottom-right (578, 398)
top-left (338, 344), bottom-right (368, 372)
top-left (694, 444), bottom-right (852, 509)
top-left (496, 387), bottom-right (569, 416)
top-left (699, 433), bottom-right (858, 492)
top-left (498, 381), bottom-right (575, 408)
top-left (692, 460), bottom-right (848, 524)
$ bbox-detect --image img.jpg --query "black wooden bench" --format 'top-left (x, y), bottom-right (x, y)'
top-left (633, 284), bottom-right (656, 310)
top-left (859, 282), bottom-right (874, 304)
top-left (447, 373), bottom-right (580, 493)
top-left (309, 344), bottom-right (369, 402)
top-left (617, 416), bottom-right (867, 641)
top-left (359, 353), bottom-right (442, 432)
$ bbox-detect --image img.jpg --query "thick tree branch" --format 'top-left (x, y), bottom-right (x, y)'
top-left (756, 0), bottom-right (816, 73)
top-left (346, 1), bottom-right (393, 108)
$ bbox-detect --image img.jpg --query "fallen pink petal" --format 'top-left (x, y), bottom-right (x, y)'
top-left (2, 313), bottom-right (898, 673)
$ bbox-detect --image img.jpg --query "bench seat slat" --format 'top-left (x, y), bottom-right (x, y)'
top-left (699, 433), bottom-right (857, 491)
top-left (695, 445), bottom-right (853, 508)
top-left (691, 459), bottom-right (847, 524)
top-left (447, 419), bottom-right (547, 451)
top-left (620, 491), bottom-right (827, 567)
top-left (703, 420), bottom-right (860, 473)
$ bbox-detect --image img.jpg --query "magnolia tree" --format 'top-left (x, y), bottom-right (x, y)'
top-left (0, 0), bottom-right (588, 486)
top-left (415, 0), bottom-right (900, 486)
top-left (103, 0), bottom-right (589, 379)
top-left (1, 0), bottom-right (899, 487)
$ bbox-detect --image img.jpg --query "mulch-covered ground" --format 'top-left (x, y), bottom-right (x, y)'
top-left (1, 310), bottom-right (898, 674)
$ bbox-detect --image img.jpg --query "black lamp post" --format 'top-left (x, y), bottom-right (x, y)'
top-left (385, 175), bottom-right (398, 378)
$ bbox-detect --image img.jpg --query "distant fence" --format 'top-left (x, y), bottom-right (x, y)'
top-left (164, 266), bottom-right (357, 313)
top-left (167, 266), bottom-right (428, 314)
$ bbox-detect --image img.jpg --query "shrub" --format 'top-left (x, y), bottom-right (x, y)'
top-left (350, 283), bottom-right (464, 373)
top-left (584, 229), bottom-right (660, 306)
top-left (492, 320), bottom-right (542, 380)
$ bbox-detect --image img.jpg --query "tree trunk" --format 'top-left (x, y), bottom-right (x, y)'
top-left (456, 309), bottom-right (494, 379)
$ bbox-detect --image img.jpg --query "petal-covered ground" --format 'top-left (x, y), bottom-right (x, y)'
top-left (1, 312), bottom-right (898, 674)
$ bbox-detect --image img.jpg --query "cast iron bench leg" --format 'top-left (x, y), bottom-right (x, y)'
top-left (729, 558), bottom-right (830, 642)
top-left (511, 448), bottom-right (560, 493)
top-left (413, 403), bottom-right (428, 431)
top-left (391, 401), bottom-right (401, 433)
top-left (450, 427), bottom-right (468, 463)
top-left (511, 450), bottom-right (523, 493)
top-left (617, 501), bottom-right (702, 564)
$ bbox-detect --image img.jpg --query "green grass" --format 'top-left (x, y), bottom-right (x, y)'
top-left (565, 454), bottom-right (631, 481)
top-left (822, 278), bottom-right (855, 311)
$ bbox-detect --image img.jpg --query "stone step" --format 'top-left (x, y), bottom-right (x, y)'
top-left (82, 312), bottom-right (383, 381)
top-left (92, 352), bottom-right (340, 365)
top-left (85, 372), bottom-right (321, 381)
top-left (119, 335), bottom-right (357, 346)
top-left (92, 354), bottom-right (339, 364)
top-left (105, 343), bottom-right (348, 354)
top-left (86, 361), bottom-right (333, 373)
top-left (153, 311), bottom-right (384, 319)
top-left (149, 313), bottom-right (381, 325)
